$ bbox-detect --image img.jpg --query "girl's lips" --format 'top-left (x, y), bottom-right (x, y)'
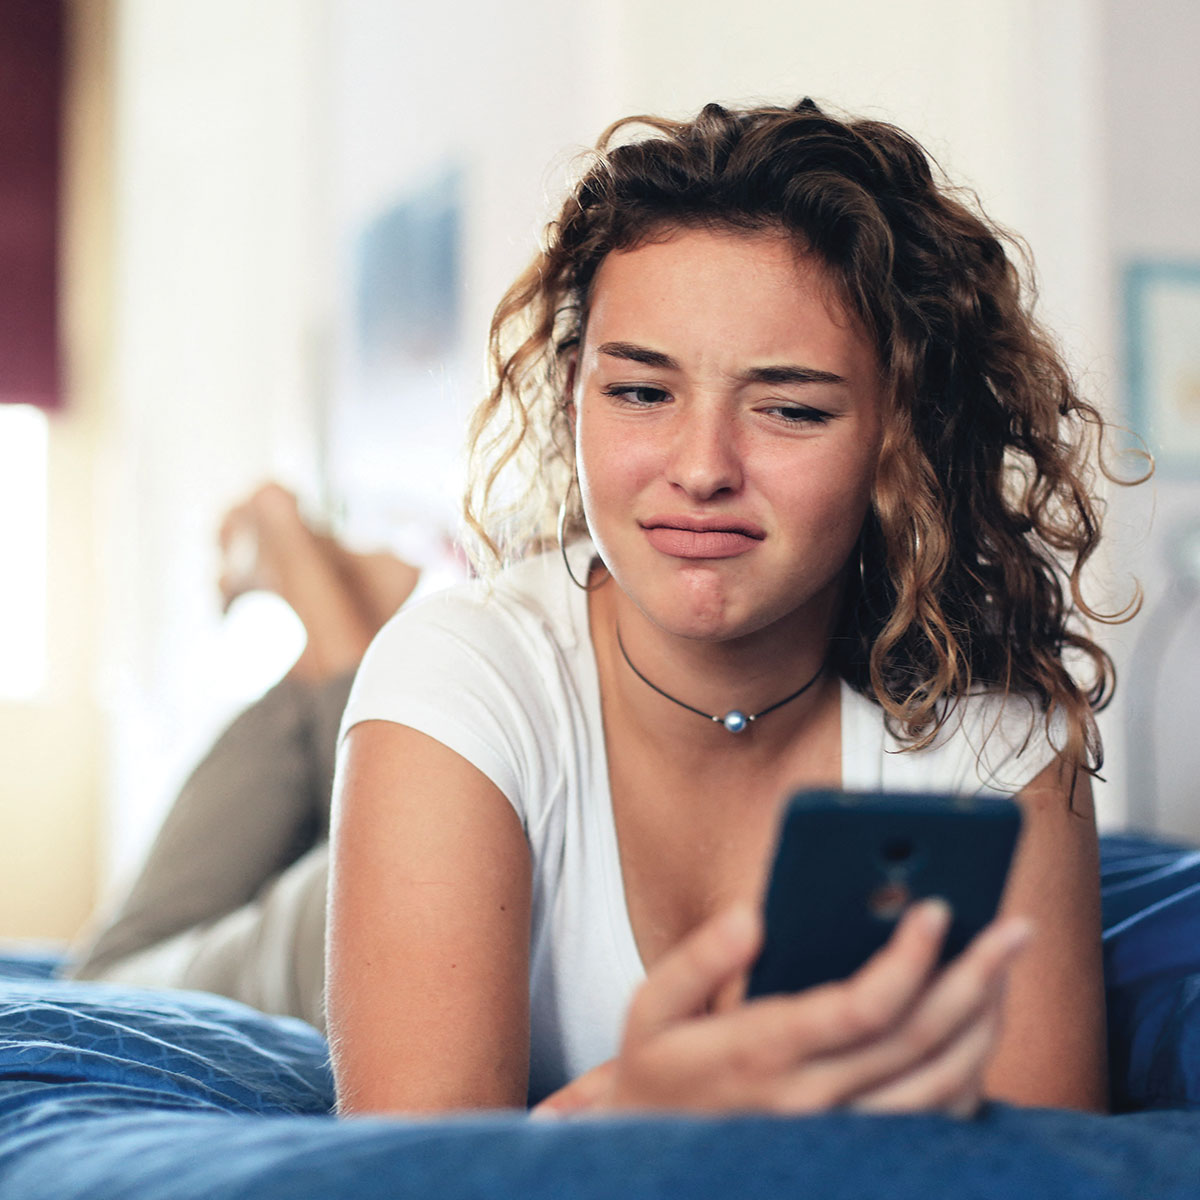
top-left (643, 526), bottom-right (762, 559)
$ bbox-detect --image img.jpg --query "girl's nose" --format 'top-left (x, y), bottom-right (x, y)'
top-left (665, 408), bottom-right (744, 500)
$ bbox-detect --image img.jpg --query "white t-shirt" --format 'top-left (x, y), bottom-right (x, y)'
top-left (340, 543), bottom-right (1063, 1104)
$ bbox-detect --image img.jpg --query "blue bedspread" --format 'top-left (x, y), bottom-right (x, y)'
top-left (5, 1098), bottom-right (1200, 1199)
top-left (0, 833), bottom-right (1198, 1199)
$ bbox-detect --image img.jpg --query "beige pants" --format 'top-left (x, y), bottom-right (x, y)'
top-left (67, 673), bottom-right (352, 1033)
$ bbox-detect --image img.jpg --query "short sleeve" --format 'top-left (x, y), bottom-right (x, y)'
top-left (875, 690), bottom-right (1069, 797)
top-left (956, 692), bottom-right (1069, 795)
top-left (337, 587), bottom-right (563, 831)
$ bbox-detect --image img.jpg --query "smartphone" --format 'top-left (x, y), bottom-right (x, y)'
top-left (745, 788), bottom-right (1022, 998)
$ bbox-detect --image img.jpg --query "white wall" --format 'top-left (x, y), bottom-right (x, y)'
top-left (98, 0), bottom-right (329, 883)
top-left (1100, 0), bottom-right (1200, 840)
top-left (95, 0), bottom-right (618, 886)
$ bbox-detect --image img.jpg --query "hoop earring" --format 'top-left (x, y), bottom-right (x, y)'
top-left (557, 483), bottom-right (606, 592)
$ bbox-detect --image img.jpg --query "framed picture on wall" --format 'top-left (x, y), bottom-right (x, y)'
top-left (1125, 260), bottom-right (1200, 475)
top-left (326, 162), bottom-right (469, 552)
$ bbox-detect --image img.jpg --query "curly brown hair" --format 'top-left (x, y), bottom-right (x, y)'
top-left (464, 98), bottom-right (1141, 771)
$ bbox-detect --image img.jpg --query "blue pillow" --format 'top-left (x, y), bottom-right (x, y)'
top-left (0, 974), bottom-right (334, 1120)
top-left (0, 944), bottom-right (64, 980)
top-left (1101, 834), bottom-right (1200, 1111)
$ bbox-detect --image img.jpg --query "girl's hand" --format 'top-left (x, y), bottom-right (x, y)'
top-left (531, 1058), bottom-right (618, 1118)
top-left (580, 899), bottom-right (1029, 1117)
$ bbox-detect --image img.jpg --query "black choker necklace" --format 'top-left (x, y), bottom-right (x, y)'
top-left (615, 626), bottom-right (824, 734)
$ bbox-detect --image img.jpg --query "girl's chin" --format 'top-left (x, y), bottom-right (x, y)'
top-left (631, 593), bottom-right (835, 648)
top-left (603, 553), bottom-right (833, 640)
top-left (619, 595), bottom-right (772, 644)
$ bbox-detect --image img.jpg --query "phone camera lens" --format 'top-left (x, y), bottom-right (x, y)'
top-left (881, 836), bottom-right (914, 864)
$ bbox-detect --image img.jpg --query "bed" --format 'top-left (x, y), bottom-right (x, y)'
top-left (2, 833), bottom-right (1198, 1199)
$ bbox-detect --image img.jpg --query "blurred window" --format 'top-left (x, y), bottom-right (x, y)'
top-left (0, 404), bottom-right (48, 699)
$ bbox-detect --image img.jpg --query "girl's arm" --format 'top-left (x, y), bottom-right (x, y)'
top-left (983, 761), bottom-right (1108, 1111)
top-left (327, 720), bottom-right (532, 1114)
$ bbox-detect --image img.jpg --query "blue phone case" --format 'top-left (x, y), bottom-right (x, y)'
top-left (745, 788), bottom-right (1021, 998)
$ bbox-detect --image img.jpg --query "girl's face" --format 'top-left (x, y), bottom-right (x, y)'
top-left (572, 225), bottom-right (885, 646)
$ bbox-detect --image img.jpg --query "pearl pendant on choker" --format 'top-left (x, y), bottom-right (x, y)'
top-left (615, 626), bottom-right (823, 734)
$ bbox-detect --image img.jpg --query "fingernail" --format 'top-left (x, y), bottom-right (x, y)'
top-left (719, 904), bottom-right (758, 948)
top-left (995, 917), bottom-right (1034, 954)
top-left (916, 898), bottom-right (952, 936)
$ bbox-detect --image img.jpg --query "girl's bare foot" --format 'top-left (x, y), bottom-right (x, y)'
top-left (217, 483), bottom-right (307, 612)
top-left (217, 484), bottom-right (382, 683)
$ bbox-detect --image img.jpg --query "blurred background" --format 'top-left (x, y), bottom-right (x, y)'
top-left (1, 0), bottom-right (1198, 942)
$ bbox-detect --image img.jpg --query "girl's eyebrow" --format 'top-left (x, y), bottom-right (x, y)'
top-left (744, 364), bottom-right (847, 386)
top-left (597, 341), bottom-right (847, 386)
top-left (597, 341), bottom-right (677, 368)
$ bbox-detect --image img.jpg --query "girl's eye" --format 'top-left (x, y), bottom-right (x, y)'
top-left (765, 404), bottom-right (832, 425)
top-left (603, 385), bottom-right (671, 407)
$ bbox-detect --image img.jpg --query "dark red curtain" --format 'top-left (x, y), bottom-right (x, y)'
top-left (0, 0), bottom-right (64, 411)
